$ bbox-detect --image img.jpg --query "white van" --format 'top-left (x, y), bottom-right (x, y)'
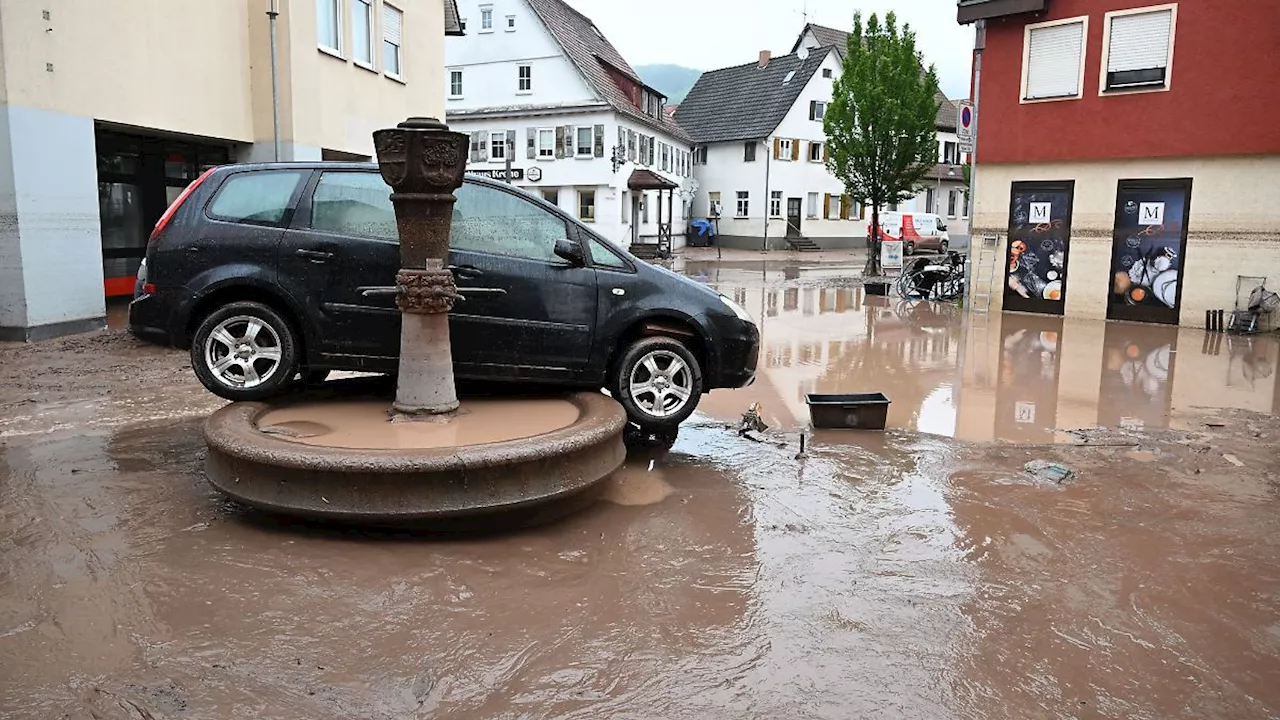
top-left (869, 212), bottom-right (951, 255)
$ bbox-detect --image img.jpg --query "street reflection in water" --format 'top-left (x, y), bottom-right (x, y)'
top-left (684, 260), bottom-right (1280, 441)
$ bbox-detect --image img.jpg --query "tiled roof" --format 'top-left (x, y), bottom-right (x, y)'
top-left (627, 168), bottom-right (679, 190)
top-left (524, 0), bottom-right (691, 143)
top-left (444, 0), bottom-right (464, 36)
top-left (792, 23), bottom-right (962, 130)
top-left (674, 48), bottom-right (834, 144)
top-left (792, 22), bottom-right (851, 53)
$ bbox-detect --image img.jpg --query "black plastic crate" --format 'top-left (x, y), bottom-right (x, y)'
top-left (805, 393), bottom-right (891, 430)
top-left (864, 282), bottom-right (889, 296)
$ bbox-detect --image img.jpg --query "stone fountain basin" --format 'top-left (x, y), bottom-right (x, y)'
top-left (203, 391), bottom-right (626, 525)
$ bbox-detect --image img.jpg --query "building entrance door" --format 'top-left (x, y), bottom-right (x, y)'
top-left (1105, 178), bottom-right (1193, 325)
top-left (95, 128), bottom-right (230, 297)
top-left (786, 198), bottom-right (802, 237)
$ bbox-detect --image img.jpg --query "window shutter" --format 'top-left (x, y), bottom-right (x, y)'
top-left (822, 143), bottom-right (828, 162)
top-left (791, 139), bottom-right (801, 161)
top-left (1107, 10), bottom-right (1172, 73)
top-left (555, 126), bottom-right (565, 158)
top-left (594, 124), bottom-right (605, 157)
top-left (647, 136), bottom-right (655, 166)
top-left (840, 194), bottom-right (851, 220)
top-left (469, 131), bottom-right (481, 163)
top-left (618, 126), bottom-right (625, 153)
top-left (564, 125), bottom-right (574, 156)
top-left (773, 138), bottom-right (781, 159)
top-left (823, 194), bottom-right (831, 220)
top-left (1025, 22), bottom-right (1085, 99)
top-left (627, 129), bottom-right (636, 161)
top-left (527, 128), bottom-right (536, 159)
top-left (506, 129), bottom-right (516, 157)
top-left (809, 100), bottom-right (817, 120)
top-left (478, 133), bottom-right (488, 161)
top-left (382, 3), bottom-right (402, 45)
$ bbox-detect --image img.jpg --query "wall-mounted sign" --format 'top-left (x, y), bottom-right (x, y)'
top-left (957, 100), bottom-right (975, 154)
top-left (1106, 178), bottom-right (1193, 325)
top-left (467, 168), bottom-right (524, 180)
top-left (1003, 180), bottom-right (1075, 315)
top-left (526, 166), bottom-right (542, 182)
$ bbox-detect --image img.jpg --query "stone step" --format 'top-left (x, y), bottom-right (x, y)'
top-left (787, 238), bottom-right (822, 252)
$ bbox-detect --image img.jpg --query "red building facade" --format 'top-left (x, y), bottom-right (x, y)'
top-left (961, 0), bottom-right (1280, 327)
top-left (974, 0), bottom-right (1280, 164)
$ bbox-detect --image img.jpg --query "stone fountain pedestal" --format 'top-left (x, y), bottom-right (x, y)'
top-left (200, 118), bottom-right (626, 527)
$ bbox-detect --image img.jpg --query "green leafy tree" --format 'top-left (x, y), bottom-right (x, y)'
top-left (824, 11), bottom-right (941, 276)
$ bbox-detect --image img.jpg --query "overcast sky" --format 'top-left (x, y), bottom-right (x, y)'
top-left (561, 0), bottom-right (975, 99)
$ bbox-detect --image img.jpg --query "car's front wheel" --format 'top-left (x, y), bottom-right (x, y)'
top-left (612, 336), bottom-right (703, 430)
top-left (939, 240), bottom-right (949, 255)
top-left (904, 241), bottom-right (916, 256)
top-left (191, 301), bottom-right (299, 401)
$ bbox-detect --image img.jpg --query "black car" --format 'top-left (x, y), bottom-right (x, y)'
top-left (129, 163), bottom-right (758, 430)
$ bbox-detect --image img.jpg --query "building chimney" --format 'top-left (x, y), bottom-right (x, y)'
top-left (758, 50), bottom-right (771, 68)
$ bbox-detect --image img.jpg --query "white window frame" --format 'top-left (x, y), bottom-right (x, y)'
top-left (448, 69), bottom-right (464, 99)
top-left (947, 190), bottom-right (958, 219)
top-left (1098, 4), bottom-right (1178, 96)
top-left (489, 131), bottom-right (507, 162)
top-left (575, 126), bottom-right (594, 157)
top-left (316, 0), bottom-right (343, 58)
top-left (1019, 15), bottom-right (1089, 104)
top-left (479, 5), bottom-right (494, 32)
top-left (351, 0), bottom-right (375, 69)
top-left (517, 64), bottom-right (532, 93)
top-left (806, 192), bottom-right (819, 219)
top-left (778, 138), bottom-right (793, 161)
top-left (808, 142), bottom-right (823, 162)
top-left (769, 190), bottom-right (782, 218)
top-left (505, 14), bottom-right (516, 31)
top-left (579, 189), bottom-right (596, 222)
top-left (382, 3), bottom-right (404, 81)
top-left (735, 191), bottom-right (749, 218)
top-left (537, 128), bottom-right (555, 159)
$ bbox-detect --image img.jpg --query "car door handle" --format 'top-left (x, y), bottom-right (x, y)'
top-left (447, 264), bottom-right (484, 280)
top-left (295, 249), bottom-right (333, 263)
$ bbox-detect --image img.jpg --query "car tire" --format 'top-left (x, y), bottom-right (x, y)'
top-left (904, 241), bottom-right (915, 256)
top-left (612, 336), bottom-right (703, 430)
top-left (939, 240), bottom-right (949, 255)
top-left (191, 300), bottom-right (299, 402)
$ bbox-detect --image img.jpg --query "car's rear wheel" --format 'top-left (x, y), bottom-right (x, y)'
top-left (191, 301), bottom-right (298, 401)
top-left (612, 336), bottom-right (702, 430)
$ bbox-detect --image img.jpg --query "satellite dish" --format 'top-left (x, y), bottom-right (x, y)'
top-left (797, 46), bottom-right (810, 60)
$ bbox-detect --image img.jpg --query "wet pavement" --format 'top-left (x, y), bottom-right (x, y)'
top-left (3, 258), bottom-right (1280, 719)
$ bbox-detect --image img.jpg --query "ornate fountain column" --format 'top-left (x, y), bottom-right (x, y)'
top-left (373, 117), bottom-right (470, 417)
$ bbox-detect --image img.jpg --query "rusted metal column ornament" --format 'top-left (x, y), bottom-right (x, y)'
top-left (374, 117), bottom-right (470, 416)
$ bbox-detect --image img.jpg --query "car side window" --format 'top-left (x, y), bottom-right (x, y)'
top-left (587, 238), bottom-right (630, 269)
top-left (452, 182), bottom-right (568, 263)
top-left (310, 171), bottom-right (397, 240)
top-left (208, 170), bottom-right (306, 225)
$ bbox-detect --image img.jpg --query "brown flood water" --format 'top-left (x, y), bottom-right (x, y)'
top-left (256, 398), bottom-right (579, 449)
top-left (2, 257), bottom-right (1279, 718)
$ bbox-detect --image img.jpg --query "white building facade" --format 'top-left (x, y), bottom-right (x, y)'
top-left (676, 25), bottom-right (970, 251)
top-left (445, 0), bottom-right (692, 253)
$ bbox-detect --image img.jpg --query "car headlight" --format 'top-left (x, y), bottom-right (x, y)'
top-left (719, 294), bottom-right (753, 322)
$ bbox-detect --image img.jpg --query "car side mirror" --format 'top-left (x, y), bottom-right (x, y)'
top-left (554, 238), bottom-right (585, 266)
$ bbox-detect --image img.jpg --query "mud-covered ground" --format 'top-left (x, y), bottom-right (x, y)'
top-left (2, 263), bottom-right (1279, 719)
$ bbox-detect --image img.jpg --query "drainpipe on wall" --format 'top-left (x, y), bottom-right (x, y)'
top-left (268, 0), bottom-right (282, 162)
top-left (762, 139), bottom-right (772, 252)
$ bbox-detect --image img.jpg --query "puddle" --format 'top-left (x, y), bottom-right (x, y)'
top-left (689, 263), bottom-right (1280, 442)
top-left (256, 398), bottom-right (580, 449)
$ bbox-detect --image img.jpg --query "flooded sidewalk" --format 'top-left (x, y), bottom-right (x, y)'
top-left (1, 258), bottom-right (1279, 718)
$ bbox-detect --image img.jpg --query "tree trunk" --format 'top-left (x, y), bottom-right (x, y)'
top-left (865, 204), bottom-right (883, 277)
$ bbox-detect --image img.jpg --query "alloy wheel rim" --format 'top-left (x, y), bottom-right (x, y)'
top-left (204, 315), bottom-right (283, 389)
top-left (628, 350), bottom-right (693, 418)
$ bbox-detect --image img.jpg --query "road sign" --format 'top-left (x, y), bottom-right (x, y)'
top-left (957, 100), bottom-right (975, 154)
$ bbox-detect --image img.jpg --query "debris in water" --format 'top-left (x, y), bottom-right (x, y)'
top-left (1024, 460), bottom-right (1074, 485)
top-left (739, 402), bottom-right (769, 435)
top-left (1223, 454), bottom-right (1245, 467)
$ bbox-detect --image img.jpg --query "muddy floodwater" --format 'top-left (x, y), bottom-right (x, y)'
top-left (3, 258), bottom-right (1280, 719)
